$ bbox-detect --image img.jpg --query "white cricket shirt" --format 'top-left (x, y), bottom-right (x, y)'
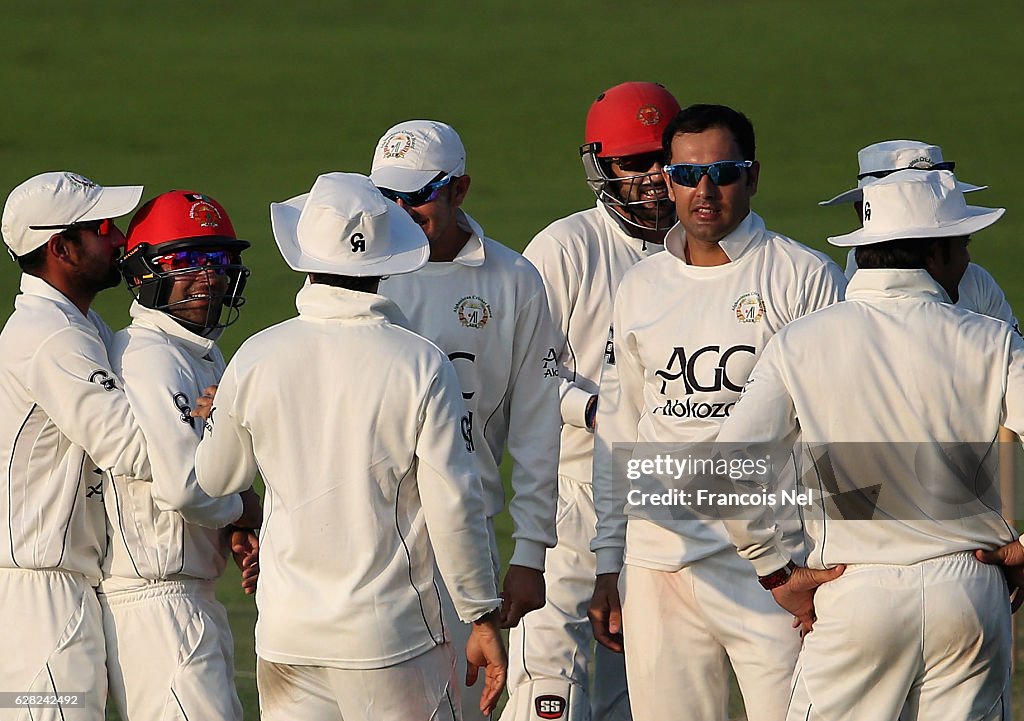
top-left (718, 269), bottom-right (1020, 574)
top-left (592, 212), bottom-right (846, 574)
top-left (195, 283), bottom-right (500, 669)
top-left (101, 302), bottom-right (242, 586)
top-left (380, 211), bottom-right (559, 570)
top-left (0, 274), bottom-right (150, 582)
top-left (523, 203), bottom-right (664, 486)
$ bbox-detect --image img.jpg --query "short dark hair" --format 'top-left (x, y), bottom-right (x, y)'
top-left (854, 237), bottom-right (952, 269)
top-left (308, 273), bottom-right (381, 293)
top-left (15, 229), bottom-right (82, 274)
top-left (662, 104), bottom-right (756, 161)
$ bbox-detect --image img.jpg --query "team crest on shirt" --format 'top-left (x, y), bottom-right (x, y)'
top-left (381, 132), bottom-right (415, 159)
top-left (535, 695), bottom-right (566, 719)
top-left (454, 295), bottom-right (492, 329)
top-left (636, 105), bottom-right (661, 126)
top-left (733, 292), bottom-right (766, 324)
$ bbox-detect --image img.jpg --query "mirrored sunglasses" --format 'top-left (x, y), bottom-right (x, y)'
top-left (664, 161), bottom-right (753, 188)
top-left (30, 218), bottom-right (114, 235)
top-left (377, 174), bottom-right (455, 207)
top-left (152, 249), bottom-right (237, 271)
top-left (856, 160), bottom-right (956, 181)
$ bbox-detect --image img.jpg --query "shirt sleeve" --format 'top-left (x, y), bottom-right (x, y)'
top-left (503, 284), bottom-right (560, 570)
top-left (523, 231), bottom-right (594, 429)
top-left (119, 340), bottom-right (242, 528)
top-left (715, 336), bottom-right (798, 576)
top-left (966, 264), bottom-right (1019, 332)
top-left (195, 361), bottom-right (260, 499)
top-left (794, 260), bottom-right (847, 321)
top-left (416, 357), bottom-right (502, 622)
top-left (27, 325), bottom-right (150, 480)
top-left (590, 293), bottom-right (644, 575)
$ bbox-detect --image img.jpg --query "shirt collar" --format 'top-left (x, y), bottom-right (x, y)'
top-left (128, 301), bottom-right (221, 356)
top-left (596, 202), bottom-right (661, 253)
top-left (665, 211), bottom-right (765, 264)
top-left (845, 268), bottom-right (951, 304)
top-left (295, 282), bottom-right (411, 327)
top-left (19, 273), bottom-right (107, 333)
top-left (449, 210), bottom-right (486, 267)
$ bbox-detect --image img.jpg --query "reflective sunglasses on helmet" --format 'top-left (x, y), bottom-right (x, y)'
top-left (856, 160), bottom-right (955, 181)
top-left (664, 161), bottom-right (754, 188)
top-left (151, 249), bottom-right (237, 272)
top-left (376, 173), bottom-right (455, 207)
top-left (30, 218), bottom-right (115, 235)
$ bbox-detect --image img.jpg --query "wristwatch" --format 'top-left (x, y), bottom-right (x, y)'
top-left (758, 560), bottom-right (796, 590)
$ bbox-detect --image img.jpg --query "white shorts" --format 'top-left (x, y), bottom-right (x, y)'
top-left (99, 578), bottom-right (242, 721)
top-left (619, 551), bottom-right (801, 721)
top-left (502, 476), bottom-right (629, 721)
top-left (0, 568), bottom-right (106, 721)
top-left (257, 643), bottom-right (459, 721)
top-left (789, 552), bottom-right (1011, 721)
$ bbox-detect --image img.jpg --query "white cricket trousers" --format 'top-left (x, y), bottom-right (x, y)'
top-left (256, 643), bottom-right (460, 721)
top-left (620, 550), bottom-right (801, 721)
top-left (788, 551), bottom-right (1011, 721)
top-left (502, 476), bottom-right (630, 721)
top-left (98, 578), bottom-right (242, 721)
top-left (0, 568), bottom-right (106, 721)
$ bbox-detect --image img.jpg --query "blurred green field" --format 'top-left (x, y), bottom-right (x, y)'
top-left (4, 1), bottom-right (1024, 718)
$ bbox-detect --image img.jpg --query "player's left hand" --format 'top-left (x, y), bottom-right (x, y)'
top-left (976, 540), bottom-right (1024, 612)
top-left (230, 527), bottom-right (259, 595)
top-left (466, 610), bottom-right (507, 716)
top-left (191, 384), bottom-right (218, 421)
top-left (499, 565), bottom-right (545, 628)
top-left (771, 565), bottom-right (845, 635)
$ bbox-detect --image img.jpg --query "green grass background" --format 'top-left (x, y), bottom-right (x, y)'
top-left (3, 2), bottom-right (1024, 718)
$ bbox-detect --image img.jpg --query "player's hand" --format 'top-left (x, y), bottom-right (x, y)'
top-left (588, 573), bottom-right (624, 653)
top-left (771, 565), bottom-right (845, 635)
top-left (233, 487), bottom-right (263, 530)
top-left (230, 527), bottom-right (259, 595)
top-left (465, 610), bottom-right (507, 716)
top-left (499, 565), bottom-right (545, 628)
top-left (976, 541), bottom-right (1024, 612)
top-left (191, 384), bottom-right (218, 421)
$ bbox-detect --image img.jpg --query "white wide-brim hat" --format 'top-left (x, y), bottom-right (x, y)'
top-left (270, 172), bottom-right (429, 276)
top-left (828, 169), bottom-right (1004, 247)
top-left (819, 139), bottom-right (986, 206)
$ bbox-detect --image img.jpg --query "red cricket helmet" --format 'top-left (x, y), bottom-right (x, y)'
top-left (120, 191), bottom-right (251, 333)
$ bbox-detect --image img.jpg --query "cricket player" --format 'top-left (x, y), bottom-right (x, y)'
top-left (100, 190), bottom-right (262, 721)
top-left (589, 104), bottom-right (847, 721)
top-left (0, 171), bottom-right (150, 720)
top-left (194, 172), bottom-right (506, 721)
top-left (718, 169), bottom-right (1015, 720)
top-left (504, 81), bottom-right (681, 721)
top-left (821, 139), bottom-right (1017, 327)
top-left (370, 120), bottom-right (560, 721)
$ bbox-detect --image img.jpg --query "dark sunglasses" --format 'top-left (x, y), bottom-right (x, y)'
top-left (30, 218), bottom-right (114, 235)
top-left (611, 152), bottom-right (665, 173)
top-left (152, 249), bottom-right (237, 271)
top-left (664, 160), bottom-right (753, 188)
top-left (377, 174), bottom-right (455, 207)
top-left (857, 161), bottom-right (956, 181)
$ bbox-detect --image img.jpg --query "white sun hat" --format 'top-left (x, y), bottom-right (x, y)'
top-left (828, 169), bottom-right (1004, 247)
top-left (270, 172), bottom-right (429, 276)
top-left (819, 140), bottom-right (986, 206)
top-left (2, 171), bottom-right (143, 258)
top-left (369, 120), bottom-right (466, 193)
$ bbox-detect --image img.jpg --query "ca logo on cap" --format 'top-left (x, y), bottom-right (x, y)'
top-left (350, 233), bottom-right (365, 253)
top-left (863, 201), bottom-right (872, 223)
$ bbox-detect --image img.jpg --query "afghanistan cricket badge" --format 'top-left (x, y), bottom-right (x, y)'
top-left (454, 295), bottom-right (492, 329)
top-left (733, 292), bottom-right (766, 323)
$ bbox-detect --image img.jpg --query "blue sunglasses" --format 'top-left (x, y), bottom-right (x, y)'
top-left (664, 160), bottom-right (753, 188)
top-left (377, 174), bottom-right (455, 207)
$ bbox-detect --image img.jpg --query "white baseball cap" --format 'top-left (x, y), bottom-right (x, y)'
top-left (270, 172), bottom-right (429, 276)
top-left (819, 140), bottom-right (986, 206)
top-left (369, 120), bottom-right (466, 193)
top-left (828, 170), bottom-right (1004, 247)
top-left (2, 171), bottom-right (144, 258)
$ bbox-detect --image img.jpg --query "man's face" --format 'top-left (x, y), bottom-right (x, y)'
top-left (666, 126), bottom-right (759, 244)
top-left (157, 248), bottom-right (235, 328)
top-left (390, 174), bottom-right (468, 245)
top-left (68, 221), bottom-right (126, 292)
top-left (605, 151), bottom-right (673, 228)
